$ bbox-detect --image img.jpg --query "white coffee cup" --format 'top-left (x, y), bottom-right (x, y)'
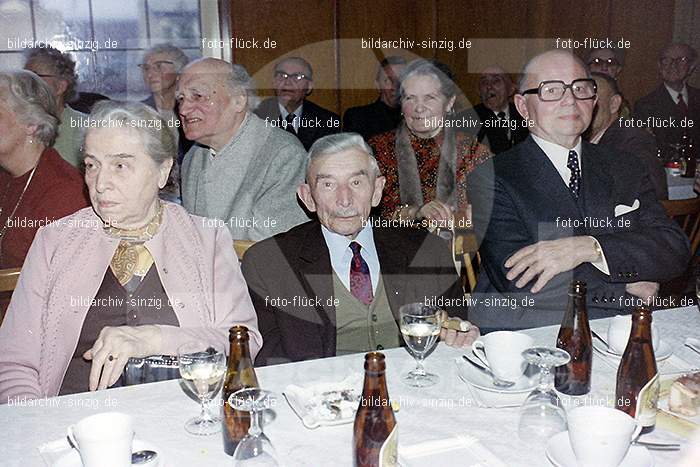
top-left (67, 412), bottom-right (134, 467)
top-left (607, 314), bottom-right (660, 354)
top-left (567, 406), bottom-right (641, 467)
top-left (471, 331), bottom-right (534, 381)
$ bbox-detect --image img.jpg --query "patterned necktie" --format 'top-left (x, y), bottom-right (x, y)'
top-left (349, 242), bottom-right (373, 305)
top-left (678, 94), bottom-right (688, 116)
top-left (284, 113), bottom-right (297, 135)
top-left (567, 150), bottom-right (582, 199)
top-left (496, 111), bottom-right (506, 119)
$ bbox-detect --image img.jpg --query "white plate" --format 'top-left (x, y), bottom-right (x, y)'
top-left (545, 431), bottom-right (653, 467)
top-left (593, 338), bottom-right (672, 361)
top-left (455, 356), bottom-right (538, 394)
top-left (53, 439), bottom-right (163, 467)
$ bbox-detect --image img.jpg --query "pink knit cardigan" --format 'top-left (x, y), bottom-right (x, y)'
top-left (0, 203), bottom-right (261, 402)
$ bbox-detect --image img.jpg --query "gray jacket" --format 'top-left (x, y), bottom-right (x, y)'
top-left (181, 113), bottom-right (309, 241)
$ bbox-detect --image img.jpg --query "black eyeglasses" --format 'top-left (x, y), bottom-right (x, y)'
top-left (588, 57), bottom-right (620, 67)
top-left (520, 79), bottom-right (597, 101)
top-left (274, 71), bottom-right (308, 82)
top-left (659, 56), bottom-right (691, 67)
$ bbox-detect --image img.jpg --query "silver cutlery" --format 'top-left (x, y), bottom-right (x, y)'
top-left (132, 449), bottom-right (158, 464)
top-left (685, 337), bottom-right (700, 355)
top-left (591, 330), bottom-right (612, 351)
top-left (633, 439), bottom-right (681, 450)
top-left (461, 355), bottom-right (515, 388)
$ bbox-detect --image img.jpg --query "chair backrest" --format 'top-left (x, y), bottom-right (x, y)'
top-left (453, 229), bottom-right (480, 293)
top-left (661, 197), bottom-right (700, 255)
top-left (233, 239), bottom-right (256, 261)
top-left (0, 268), bottom-right (21, 293)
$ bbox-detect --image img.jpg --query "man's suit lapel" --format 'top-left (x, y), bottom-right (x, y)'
top-left (580, 142), bottom-right (614, 224)
top-left (297, 223), bottom-right (337, 356)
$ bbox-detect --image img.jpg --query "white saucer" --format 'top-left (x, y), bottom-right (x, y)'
top-left (545, 431), bottom-right (653, 467)
top-left (53, 439), bottom-right (163, 467)
top-left (593, 338), bottom-right (672, 361)
top-left (455, 356), bottom-right (538, 394)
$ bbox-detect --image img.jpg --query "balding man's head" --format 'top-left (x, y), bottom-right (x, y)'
top-left (176, 58), bottom-right (256, 151)
top-left (478, 65), bottom-right (513, 113)
top-left (514, 50), bottom-right (597, 149)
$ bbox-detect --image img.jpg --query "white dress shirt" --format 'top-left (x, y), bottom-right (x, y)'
top-left (531, 134), bottom-right (610, 275)
top-left (321, 223), bottom-right (380, 293)
top-left (278, 102), bottom-right (303, 133)
top-left (664, 84), bottom-right (689, 107)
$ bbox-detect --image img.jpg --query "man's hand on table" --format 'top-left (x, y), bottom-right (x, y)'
top-left (83, 325), bottom-right (162, 391)
top-left (505, 236), bottom-right (599, 293)
top-left (438, 311), bottom-right (480, 348)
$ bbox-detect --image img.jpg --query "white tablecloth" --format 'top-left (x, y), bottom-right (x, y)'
top-left (1, 307), bottom-right (699, 467)
top-left (667, 172), bottom-right (697, 200)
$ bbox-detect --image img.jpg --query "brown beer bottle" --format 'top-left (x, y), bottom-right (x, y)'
top-left (222, 325), bottom-right (259, 456)
top-left (353, 352), bottom-right (397, 467)
top-left (615, 307), bottom-right (659, 434)
top-left (554, 281), bottom-right (592, 395)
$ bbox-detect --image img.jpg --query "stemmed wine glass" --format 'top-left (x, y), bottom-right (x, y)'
top-left (178, 341), bottom-right (227, 436)
top-left (229, 388), bottom-right (279, 466)
top-left (399, 303), bottom-right (443, 387)
top-left (518, 346), bottom-right (570, 444)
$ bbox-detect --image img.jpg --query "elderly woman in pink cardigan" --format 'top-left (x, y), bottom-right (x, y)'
top-left (0, 101), bottom-right (261, 402)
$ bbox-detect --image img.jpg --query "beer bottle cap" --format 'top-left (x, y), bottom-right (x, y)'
top-left (364, 352), bottom-right (386, 372)
top-left (568, 280), bottom-right (587, 295)
top-left (229, 325), bottom-right (249, 341)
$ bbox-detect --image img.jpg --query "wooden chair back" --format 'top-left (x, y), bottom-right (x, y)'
top-left (453, 229), bottom-right (481, 293)
top-left (661, 197), bottom-right (700, 255)
top-left (233, 239), bottom-right (255, 261)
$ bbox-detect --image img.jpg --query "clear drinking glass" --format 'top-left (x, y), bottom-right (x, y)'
top-left (178, 341), bottom-right (226, 436)
top-left (518, 347), bottom-right (570, 444)
top-left (399, 303), bottom-right (442, 387)
top-left (229, 388), bottom-right (279, 466)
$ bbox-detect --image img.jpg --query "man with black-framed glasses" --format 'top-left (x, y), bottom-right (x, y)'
top-left (255, 57), bottom-right (340, 150)
top-left (634, 43), bottom-right (699, 158)
top-left (467, 49), bottom-right (689, 330)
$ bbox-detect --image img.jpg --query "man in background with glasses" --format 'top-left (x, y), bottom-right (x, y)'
top-left (634, 43), bottom-right (699, 156)
top-left (255, 57), bottom-right (340, 150)
top-left (467, 49), bottom-right (689, 330)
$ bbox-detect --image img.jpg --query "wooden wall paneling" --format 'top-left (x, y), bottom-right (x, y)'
top-left (229, 0), bottom-right (339, 113)
top-left (609, 0), bottom-right (675, 106)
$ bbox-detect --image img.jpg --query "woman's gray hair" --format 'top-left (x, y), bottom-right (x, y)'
top-left (0, 70), bottom-right (58, 147)
top-left (86, 101), bottom-right (175, 165)
top-left (399, 59), bottom-right (457, 102)
top-left (24, 45), bottom-right (79, 103)
top-left (306, 133), bottom-right (380, 181)
top-left (228, 63), bottom-right (260, 111)
top-left (143, 44), bottom-right (190, 72)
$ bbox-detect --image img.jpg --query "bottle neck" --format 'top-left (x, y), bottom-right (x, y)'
top-left (228, 340), bottom-right (252, 367)
top-left (630, 314), bottom-right (653, 342)
top-left (362, 371), bottom-right (390, 399)
top-left (563, 294), bottom-right (586, 325)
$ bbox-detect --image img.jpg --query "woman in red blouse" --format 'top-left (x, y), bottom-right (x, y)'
top-left (369, 60), bottom-right (492, 222)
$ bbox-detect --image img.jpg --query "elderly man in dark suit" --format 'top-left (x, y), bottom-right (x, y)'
top-left (255, 57), bottom-right (340, 150)
top-left (587, 72), bottom-right (667, 200)
top-left (634, 43), bottom-right (700, 157)
top-left (456, 66), bottom-right (530, 154)
top-left (242, 133), bottom-right (477, 365)
top-left (468, 50), bottom-right (690, 331)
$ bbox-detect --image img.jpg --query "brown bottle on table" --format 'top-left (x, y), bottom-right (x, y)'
top-left (554, 281), bottom-right (592, 395)
top-left (353, 352), bottom-right (397, 467)
top-left (222, 325), bottom-right (259, 456)
top-left (615, 307), bottom-right (659, 434)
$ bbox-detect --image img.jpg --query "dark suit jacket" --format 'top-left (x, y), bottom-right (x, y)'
top-left (467, 136), bottom-right (690, 330)
top-left (343, 99), bottom-right (402, 141)
top-left (598, 121), bottom-right (668, 200)
top-left (633, 84), bottom-right (700, 150)
top-left (254, 98), bottom-right (341, 151)
top-left (141, 95), bottom-right (193, 164)
top-left (241, 220), bottom-right (466, 366)
top-left (456, 102), bottom-right (529, 154)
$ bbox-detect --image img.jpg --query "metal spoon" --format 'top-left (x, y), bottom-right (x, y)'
top-left (131, 450), bottom-right (158, 464)
top-left (685, 337), bottom-right (700, 355)
top-left (633, 439), bottom-right (681, 450)
top-left (462, 355), bottom-right (515, 388)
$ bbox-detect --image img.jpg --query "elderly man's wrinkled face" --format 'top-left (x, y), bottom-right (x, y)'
top-left (377, 64), bottom-right (404, 108)
top-left (479, 72), bottom-right (511, 112)
top-left (587, 50), bottom-right (622, 78)
top-left (141, 52), bottom-right (178, 95)
top-left (298, 148), bottom-right (385, 239)
top-left (84, 127), bottom-right (171, 229)
top-left (401, 74), bottom-right (456, 138)
top-left (659, 45), bottom-right (695, 87)
top-left (176, 61), bottom-right (239, 149)
top-left (273, 59), bottom-right (312, 112)
top-left (515, 52), bottom-right (596, 148)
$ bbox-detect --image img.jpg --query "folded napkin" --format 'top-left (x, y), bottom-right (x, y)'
top-left (399, 433), bottom-right (507, 467)
top-left (37, 437), bottom-right (73, 466)
top-left (284, 373), bottom-right (364, 429)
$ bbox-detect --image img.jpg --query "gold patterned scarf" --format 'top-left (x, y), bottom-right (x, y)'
top-left (105, 203), bottom-right (163, 286)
